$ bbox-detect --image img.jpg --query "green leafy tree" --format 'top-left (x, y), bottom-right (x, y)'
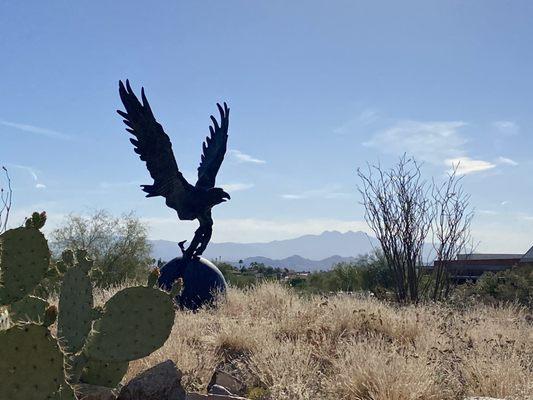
top-left (50, 209), bottom-right (153, 286)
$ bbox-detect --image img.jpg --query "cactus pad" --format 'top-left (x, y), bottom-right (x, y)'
top-left (0, 227), bottom-right (50, 305)
top-left (62, 249), bottom-right (75, 266)
top-left (9, 295), bottom-right (49, 324)
top-left (25, 211), bottom-right (47, 229)
top-left (58, 252), bottom-right (94, 353)
top-left (0, 323), bottom-right (64, 400)
top-left (80, 359), bottom-right (129, 388)
top-left (83, 286), bottom-right (174, 362)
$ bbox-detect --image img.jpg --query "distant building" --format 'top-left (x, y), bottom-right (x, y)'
top-left (521, 246), bottom-right (533, 263)
top-left (432, 245), bottom-right (533, 282)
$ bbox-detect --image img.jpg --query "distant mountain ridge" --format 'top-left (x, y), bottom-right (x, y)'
top-left (149, 230), bottom-right (379, 271)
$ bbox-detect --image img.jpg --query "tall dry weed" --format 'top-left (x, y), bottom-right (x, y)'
top-left (86, 281), bottom-right (531, 399)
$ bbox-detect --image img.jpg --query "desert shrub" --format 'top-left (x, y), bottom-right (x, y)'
top-left (454, 264), bottom-right (532, 306)
top-left (306, 251), bottom-right (394, 295)
top-left (50, 209), bottom-right (153, 287)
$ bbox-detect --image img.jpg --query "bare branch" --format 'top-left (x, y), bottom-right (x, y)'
top-left (430, 163), bottom-right (474, 301)
top-left (0, 166), bottom-right (13, 234)
top-left (357, 155), bottom-right (433, 303)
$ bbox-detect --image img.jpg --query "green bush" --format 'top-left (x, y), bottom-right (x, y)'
top-left (216, 261), bottom-right (282, 289)
top-left (454, 264), bottom-right (532, 306)
top-left (478, 264), bottom-right (531, 304)
top-left (306, 250), bottom-right (394, 295)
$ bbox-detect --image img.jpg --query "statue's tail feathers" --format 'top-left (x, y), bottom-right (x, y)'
top-left (141, 184), bottom-right (161, 198)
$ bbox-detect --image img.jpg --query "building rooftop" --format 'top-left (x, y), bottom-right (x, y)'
top-left (457, 253), bottom-right (523, 261)
top-left (520, 246), bottom-right (533, 263)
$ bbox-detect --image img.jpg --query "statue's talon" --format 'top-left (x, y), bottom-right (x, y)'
top-left (193, 227), bottom-right (212, 257)
top-left (180, 223), bottom-right (213, 259)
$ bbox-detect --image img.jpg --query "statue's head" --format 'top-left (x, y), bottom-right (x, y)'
top-left (207, 187), bottom-right (231, 207)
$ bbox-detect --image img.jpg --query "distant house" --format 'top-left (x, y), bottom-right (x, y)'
top-left (432, 245), bottom-right (533, 282)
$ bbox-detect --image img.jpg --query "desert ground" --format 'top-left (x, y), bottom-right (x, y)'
top-left (87, 282), bottom-right (533, 400)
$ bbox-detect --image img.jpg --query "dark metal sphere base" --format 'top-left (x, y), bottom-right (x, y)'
top-left (158, 256), bottom-right (227, 312)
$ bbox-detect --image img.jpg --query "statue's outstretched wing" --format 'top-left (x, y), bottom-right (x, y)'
top-left (196, 102), bottom-right (229, 189)
top-left (117, 80), bottom-right (193, 212)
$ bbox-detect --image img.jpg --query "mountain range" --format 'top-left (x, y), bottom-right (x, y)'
top-left (149, 230), bottom-right (379, 271)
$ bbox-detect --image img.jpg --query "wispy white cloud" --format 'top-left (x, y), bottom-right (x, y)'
top-left (334, 108), bottom-right (379, 135)
top-left (9, 164), bottom-right (39, 181)
top-left (446, 155), bottom-right (519, 175)
top-left (281, 194), bottom-right (304, 200)
top-left (365, 120), bottom-right (518, 176)
top-left (445, 157), bottom-right (496, 175)
top-left (492, 120), bottom-right (519, 136)
top-left (364, 120), bottom-right (467, 164)
top-left (7, 163), bottom-right (47, 188)
top-left (281, 185), bottom-right (351, 200)
top-left (220, 182), bottom-right (254, 192)
top-left (229, 149), bottom-right (266, 164)
top-left (357, 109), bottom-right (379, 125)
top-left (0, 119), bottom-right (72, 140)
top-left (496, 156), bottom-right (518, 166)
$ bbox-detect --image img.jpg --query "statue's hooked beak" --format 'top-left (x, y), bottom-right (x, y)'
top-left (222, 191), bottom-right (231, 202)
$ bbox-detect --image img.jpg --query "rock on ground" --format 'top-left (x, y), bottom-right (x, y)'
top-left (186, 394), bottom-right (250, 400)
top-left (74, 384), bottom-right (116, 400)
top-left (209, 385), bottom-right (233, 395)
top-left (117, 360), bottom-right (186, 400)
top-left (207, 370), bottom-right (246, 396)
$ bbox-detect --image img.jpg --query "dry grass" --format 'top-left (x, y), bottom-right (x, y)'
top-left (97, 282), bottom-right (531, 400)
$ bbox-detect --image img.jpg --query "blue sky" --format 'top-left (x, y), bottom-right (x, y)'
top-left (1, 1), bottom-right (532, 252)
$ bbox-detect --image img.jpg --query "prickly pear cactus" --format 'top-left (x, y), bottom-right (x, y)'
top-left (0, 323), bottom-right (64, 400)
top-left (80, 359), bottom-right (129, 388)
top-left (57, 249), bottom-right (94, 354)
top-left (83, 286), bottom-right (175, 362)
top-left (147, 267), bottom-right (160, 288)
top-left (0, 226), bottom-right (50, 305)
top-left (25, 211), bottom-right (47, 229)
top-left (9, 295), bottom-right (49, 324)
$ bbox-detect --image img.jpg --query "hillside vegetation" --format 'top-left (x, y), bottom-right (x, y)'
top-left (85, 282), bottom-right (532, 400)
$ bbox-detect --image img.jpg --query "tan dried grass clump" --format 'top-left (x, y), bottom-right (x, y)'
top-left (94, 282), bottom-right (531, 400)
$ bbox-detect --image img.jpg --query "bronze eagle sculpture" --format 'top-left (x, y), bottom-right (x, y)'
top-left (117, 80), bottom-right (230, 258)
